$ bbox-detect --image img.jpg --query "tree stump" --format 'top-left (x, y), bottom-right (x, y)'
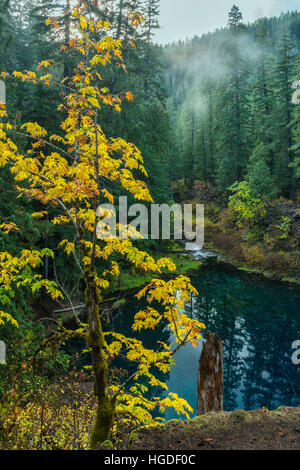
top-left (197, 332), bottom-right (223, 415)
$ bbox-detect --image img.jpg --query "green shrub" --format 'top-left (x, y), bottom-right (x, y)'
top-left (204, 218), bottom-right (222, 239)
top-left (263, 251), bottom-right (295, 274)
top-left (212, 233), bottom-right (244, 260)
top-left (228, 181), bottom-right (267, 228)
top-left (242, 244), bottom-right (265, 268)
top-left (276, 216), bottom-right (292, 240)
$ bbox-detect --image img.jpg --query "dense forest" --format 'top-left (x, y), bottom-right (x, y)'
top-left (1, 3), bottom-right (300, 203)
top-left (0, 0), bottom-right (299, 451)
top-left (165, 7), bottom-right (300, 201)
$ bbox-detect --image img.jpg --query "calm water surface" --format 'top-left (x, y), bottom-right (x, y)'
top-left (112, 261), bottom-right (300, 419)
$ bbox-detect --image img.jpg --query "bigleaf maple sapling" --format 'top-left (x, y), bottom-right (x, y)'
top-left (0, 0), bottom-right (205, 448)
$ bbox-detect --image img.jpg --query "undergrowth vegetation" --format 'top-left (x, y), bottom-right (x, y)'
top-left (204, 198), bottom-right (300, 277)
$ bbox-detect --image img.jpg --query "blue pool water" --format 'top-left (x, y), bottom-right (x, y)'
top-left (112, 261), bottom-right (300, 419)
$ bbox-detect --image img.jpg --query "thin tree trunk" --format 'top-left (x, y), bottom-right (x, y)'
top-left (84, 268), bottom-right (116, 448)
top-left (208, 87), bottom-right (215, 182)
top-left (78, 224), bottom-right (116, 448)
top-left (190, 107), bottom-right (195, 184)
top-left (202, 120), bottom-right (207, 188)
top-left (283, 56), bottom-right (295, 201)
top-left (63, 0), bottom-right (71, 80)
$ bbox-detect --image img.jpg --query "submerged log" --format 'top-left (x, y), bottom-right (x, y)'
top-left (197, 332), bottom-right (223, 415)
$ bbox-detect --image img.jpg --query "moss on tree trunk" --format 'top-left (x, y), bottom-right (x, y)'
top-left (84, 265), bottom-right (116, 448)
top-left (89, 396), bottom-right (116, 448)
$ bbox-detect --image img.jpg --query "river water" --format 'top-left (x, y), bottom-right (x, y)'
top-left (110, 252), bottom-right (300, 420)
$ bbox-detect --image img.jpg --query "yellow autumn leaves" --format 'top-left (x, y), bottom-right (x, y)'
top-left (0, 1), bottom-right (206, 429)
top-left (135, 276), bottom-right (205, 346)
top-left (0, 249), bottom-right (63, 327)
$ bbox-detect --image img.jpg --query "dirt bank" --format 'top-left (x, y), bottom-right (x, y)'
top-left (129, 407), bottom-right (300, 450)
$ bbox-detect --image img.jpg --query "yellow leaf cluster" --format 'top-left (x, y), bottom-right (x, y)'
top-left (0, 3), bottom-right (206, 431)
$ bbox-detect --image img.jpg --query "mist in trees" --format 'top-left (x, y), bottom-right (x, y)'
top-left (2, 3), bottom-right (300, 203)
top-left (165, 5), bottom-right (300, 201)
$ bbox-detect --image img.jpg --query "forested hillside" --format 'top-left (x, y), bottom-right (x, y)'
top-left (0, 1), bottom-right (299, 452)
top-left (2, 3), bottom-right (300, 214)
top-left (165, 7), bottom-right (300, 201)
top-left (0, 0), bottom-right (171, 202)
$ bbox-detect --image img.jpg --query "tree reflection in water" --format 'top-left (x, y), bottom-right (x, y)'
top-left (112, 262), bottom-right (300, 420)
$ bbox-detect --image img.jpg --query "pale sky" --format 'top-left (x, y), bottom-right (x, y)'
top-left (156, 0), bottom-right (300, 44)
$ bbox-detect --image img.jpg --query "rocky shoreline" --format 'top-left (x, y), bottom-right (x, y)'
top-left (181, 242), bottom-right (300, 287)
